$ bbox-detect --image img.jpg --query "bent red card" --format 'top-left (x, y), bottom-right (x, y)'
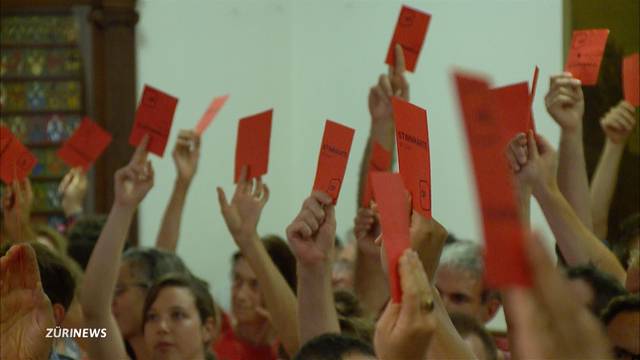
top-left (129, 85), bottom-right (178, 157)
top-left (529, 66), bottom-right (539, 131)
top-left (57, 117), bottom-right (112, 170)
top-left (453, 71), bottom-right (531, 288)
top-left (361, 142), bottom-right (393, 208)
top-left (565, 29), bottom-right (609, 85)
top-left (623, 53), bottom-right (639, 107)
top-left (195, 94), bottom-right (229, 135)
top-left (490, 82), bottom-right (530, 142)
top-left (385, 5), bottom-right (431, 72)
top-left (234, 109), bottom-right (273, 182)
top-left (312, 120), bottom-right (355, 204)
top-left (371, 172), bottom-right (411, 303)
top-left (392, 97), bottom-right (431, 219)
top-left (0, 126), bottom-right (37, 184)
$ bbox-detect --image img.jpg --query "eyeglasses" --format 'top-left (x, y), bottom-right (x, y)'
top-left (114, 282), bottom-right (149, 297)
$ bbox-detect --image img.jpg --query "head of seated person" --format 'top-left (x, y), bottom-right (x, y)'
top-left (230, 235), bottom-right (295, 330)
top-left (334, 289), bottom-right (374, 344)
top-left (114, 247), bottom-right (190, 341)
top-left (144, 272), bottom-right (218, 360)
top-left (293, 333), bottom-right (376, 360)
top-left (566, 264), bottom-right (628, 317)
top-left (601, 294), bottom-right (640, 360)
top-left (613, 213), bottom-right (640, 293)
top-left (332, 233), bottom-right (356, 291)
top-left (1, 241), bottom-right (75, 326)
top-left (434, 240), bottom-right (501, 324)
top-left (448, 312), bottom-right (498, 360)
top-left (65, 214), bottom-right (107, 270)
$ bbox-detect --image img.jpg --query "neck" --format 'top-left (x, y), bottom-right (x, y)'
top-left (130, 333), bottom-right (151, 360)
top-left (235, 320), bottom-right (273, 346)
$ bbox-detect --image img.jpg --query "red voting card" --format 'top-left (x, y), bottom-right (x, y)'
top-left (392, 97), bottom-right (431, 219)
top-left (57, 117), bottom-right (112, 171)
top-left (129, 85), bottom-right (178, 157)
top-left (195, 94), bottom-right (229, 135)
top-left (361, 142), bottom-right (393, 208)
top-left (529, 66), bottom-right (539, 131)
top-left (385, 5), bottom-right (431, 72)
top-left (565, 29), bottom-right (609, 85)
top-left (0, 126), bottom-right (37, 184)
top-left (623, 53), bottom-right (639, 107)
top-left (312, 120), bottom-right (355, 204)
top-left (490, 82), bottom-right (531, 142)
top-left (234, 109), bottom-right (273, 182)
top-left (371, 172), bottom-right (411, 303)
top-left (453, 71), bottom-right (531, 288)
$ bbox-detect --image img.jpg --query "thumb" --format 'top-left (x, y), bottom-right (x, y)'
top-left (526, 130), bottom-right (539, 160)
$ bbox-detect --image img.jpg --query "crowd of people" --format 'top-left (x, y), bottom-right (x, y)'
top-left (1, 45), bottom-right (639, 360)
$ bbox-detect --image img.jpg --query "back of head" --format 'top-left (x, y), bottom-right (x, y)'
top-left (449, 312), bottom-right (498, 360)
top-left (566, 264), bottom-right (628, 316)
top-left (334, 290), bottom-right (374, 344)
top-left (122, 247), bottom-right (189, 285)
top-left (233, 234), bottom-right (297, 292)
top-left (294, 333), bottom-right (375, 360)
top-left (66, 214), bottom-right (107, 269)
top-left (0, 241), bottom-right (75, 311)
top-left (614, 213), bottom-right (640, 269)
top-left (601, 294), bottom-right (640, 325)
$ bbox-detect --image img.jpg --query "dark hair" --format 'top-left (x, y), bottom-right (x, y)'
top-left (293, 333), bottom-right (375, 360)
top-left (142, 273), bottom-right (217, 360)
top-left (232, 235), bottom-right (297, 291)
top-left (601, 294), bottom-right (640, 325)
top-left (122, 247), bottom-right (189, 286)
top-left (613, 213), bottom-right (640, 269)
top-left (449, 312), bottom-right (498, 360)
top-left (566, 264), bottom-right (628, 316)
top-left (1, 242), bottom-right (75, 311)
top-left (66, 214), bottom-right (107, 269)
top-left (334, 290), bottom-right (374, 344)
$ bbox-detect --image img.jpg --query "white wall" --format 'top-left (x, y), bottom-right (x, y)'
top-left (136, 0), bottom-right (563, 331)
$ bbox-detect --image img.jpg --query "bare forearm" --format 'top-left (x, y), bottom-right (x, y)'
top-left (411, 220), bottom-right (448, 280)
top-left (557, 130), bottom-right (593, 230)
top-left (535, 185), bottom-right (626, 282)
top-left (239, 233), bottom-right (300, 355)
top-left (82, 205), bottom-right (135, 319)
top-left (354, 250), bottom-right (389, 317)
top-left (297, 263), bottom-right (340, 344)
top-left (155, 180), bottom-right (190, 251)
top-left (590, 139), bottom-right (625, 240)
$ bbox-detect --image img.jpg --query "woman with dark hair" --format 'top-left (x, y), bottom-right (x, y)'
top-left (143, 273), bottom-right (218, 360)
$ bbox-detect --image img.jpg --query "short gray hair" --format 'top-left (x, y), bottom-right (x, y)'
top-left (438, 240), bottom-right (484, 278)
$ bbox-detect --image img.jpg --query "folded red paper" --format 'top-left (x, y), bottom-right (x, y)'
top-left (361, 142), bottom-right (393, 208)
top-left (234, 109), bottom-right (273, 182)
top-left (195, 94), bottom-right (229, 135)
top-left (58, 117), bottom-right (112, 171)
top-left (312, 120), bottom-right (355, 204)
top-left (490, 82), bottom-right (531, 142)
top-left (0, 126), bottom-right (37, 184)
top-left (453, 71), bottom-right (531, 288)
top-left (385, 5), bottom-right (431, 72)
top-left (529, 66), bottom-right (539, 132)
top-left (623, 53), bottom-right (639, 107)
top-left (392, 97), bottom-right (431, 219)
top-left (371, 172), bottom-right (411, 303)
top-left (129, 85), bottom-right (179, 157)
top-left (565, 29), bottom-right (609, 85)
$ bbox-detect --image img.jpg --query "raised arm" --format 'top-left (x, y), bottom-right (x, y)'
top-left (506, 132), bottom-right (533, 228)
top-left (410, 213), bottom-right (448, 281)
top-left (155, 130), bottom-right (200, 251)
top-left (545, 73), bottom-right (593, 230)
top-left (1, 179), bottom-right (37, 243)
top-left (286, 191), bottom-right (340, 345)
top-left (590, 101), bottom-right (637, 239)
top-left (217, 167), bottom-right (299, 355)
top-left (59, 167), bottom-right (88, 218)
top-left (81, 137), bottom-right (154, 359)
top-left (518, 131), bottom-right (626, 282)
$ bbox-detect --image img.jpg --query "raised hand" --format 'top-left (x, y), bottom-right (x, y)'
top-left (58, 167), bottom-right (87, 216)
top-left (113, 135), bottom-right (154, 209)
top-left (1, 179), bottom-right (34, 242)
top-left (353, 206), bottom-right (381, 257)
top-left (217, 166), bottom-right (269, 240)
top-left (1, 244), bottom-right (55, 360)
top-left (286, 192), bottom-right (335, 267)
top-left (515, 131), bottom-right (558, 196)
top-left (172, 129), bottom-right (201, 186)
top-left (545, 73), bottom-right (584, 132)
top-left (368, 44), bottom-right (410, 126)
top-left (600, 100), bottom-right (637, 144)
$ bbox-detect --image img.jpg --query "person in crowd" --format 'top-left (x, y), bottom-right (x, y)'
top-left (566, 264), bottom-right (629, 316)
top-left (65, 213), bottom-right (108, 270)
top-left (601, 294), bottom-right (640, 360)
top-left (293, 334), bottom-right (376, 360)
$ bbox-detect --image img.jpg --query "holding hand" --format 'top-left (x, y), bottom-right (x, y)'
top-left (353, 206), bottom-right (381, 257)
top-left (600, 100), bottom-right (637, 144)
top-left (172, 129), bottom-right (201, 186)
top-left (1, 179), bottom-right (34, 242)
top-left (545, 73), bottom-right (584, 132)
top-left (286, 192), bottom-right (335, 268)
top-left (515, 131), bottom-right (558, 196)
top-left (217, 166), bottom-right (269, 240)
top-left (58, 167), bottom-right (87, 216)
top-left (114, 135), bottom-right (154, 209)
top-left (1, 243), bottom-right (55, 360)
top-left (368, 45), bottom-right (410, 125)
top-left (374, 249), bottom-right (437, 360)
